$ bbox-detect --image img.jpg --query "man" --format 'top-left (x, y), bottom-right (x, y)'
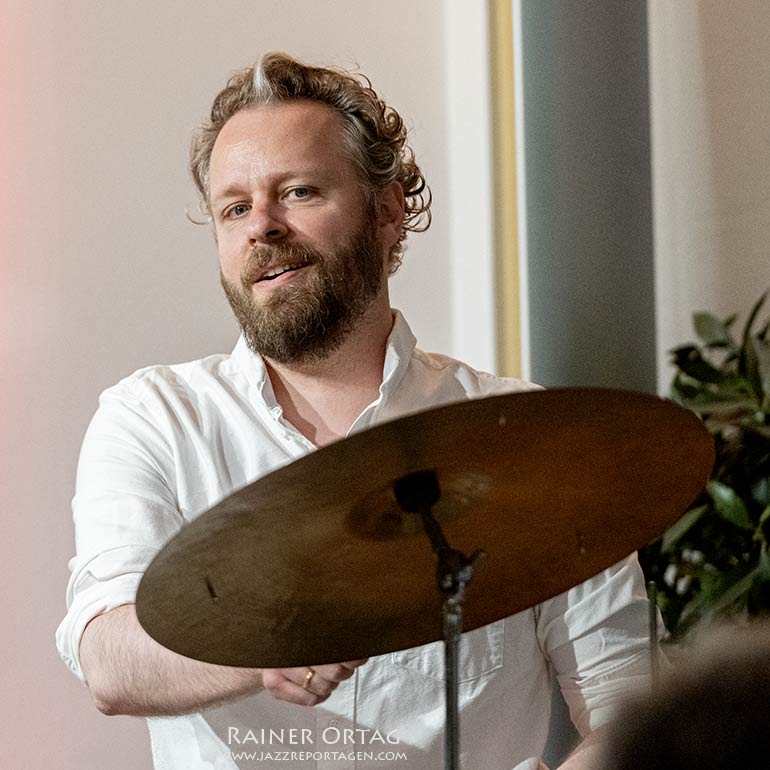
top-left (57, 52), bottom-right (653, 769)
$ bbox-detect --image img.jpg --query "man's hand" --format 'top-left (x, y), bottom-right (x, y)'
top-left (261, 660), bottom-right (368, 706)
top-left (555, 724), bottom-right (610, 770)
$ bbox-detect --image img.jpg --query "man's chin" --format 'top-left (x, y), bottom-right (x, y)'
top-left (242, 326), bottom-right (343, 366)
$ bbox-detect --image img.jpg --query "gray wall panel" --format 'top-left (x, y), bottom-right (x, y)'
top-left (521, 0), bottom-right (656, 392)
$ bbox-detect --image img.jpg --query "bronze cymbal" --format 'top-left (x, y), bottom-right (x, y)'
top-left (136, 388), bottom-right (714, 668)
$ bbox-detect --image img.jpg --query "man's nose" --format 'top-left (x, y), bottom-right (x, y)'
top-left (247, 201), bottom-right (289, 245)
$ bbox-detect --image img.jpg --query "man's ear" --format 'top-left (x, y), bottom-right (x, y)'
top-left (378, 181), bottom-right (406, 251)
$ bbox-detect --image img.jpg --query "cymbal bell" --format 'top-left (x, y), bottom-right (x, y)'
top-left (136, 388), bottom-right (714, 668)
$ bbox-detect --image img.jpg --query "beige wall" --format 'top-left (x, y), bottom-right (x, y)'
top-left (4, 2), bottom-right (471, 767)
top-left (649, 0), bottom-right (770, 391)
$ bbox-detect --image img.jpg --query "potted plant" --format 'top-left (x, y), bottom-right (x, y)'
top-left (640, 293), bottom-right (770, 640)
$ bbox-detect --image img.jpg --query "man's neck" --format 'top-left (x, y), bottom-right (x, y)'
top-left (265, 297), bottom-right (394, 446)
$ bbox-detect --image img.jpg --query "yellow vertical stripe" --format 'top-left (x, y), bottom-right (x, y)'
top-left (489, 0), bottom-right (522, 377)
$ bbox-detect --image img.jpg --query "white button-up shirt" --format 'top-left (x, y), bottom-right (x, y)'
top-left (57, 312), bottom-right (652, 770)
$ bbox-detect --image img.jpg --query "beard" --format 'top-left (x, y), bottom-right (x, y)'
top-left (220, 221), bottom-right (385, 366)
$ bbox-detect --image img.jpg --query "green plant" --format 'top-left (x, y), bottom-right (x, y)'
top-left (640, 293), bottom-right (770, 639)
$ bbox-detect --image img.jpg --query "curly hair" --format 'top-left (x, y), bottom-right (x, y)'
top-left (190, 52), bottom-right (431, 272)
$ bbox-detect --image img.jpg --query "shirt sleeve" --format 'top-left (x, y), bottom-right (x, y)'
top-left (535, 553), bottom-right (656, 737)
top-left (55, 379), bottom-right (183, 683)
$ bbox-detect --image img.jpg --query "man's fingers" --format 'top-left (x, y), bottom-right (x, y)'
top-left (261, 668), bottom-right (329, 706)
top-left (339, 658), bottom-right (369, 671)
top-left (294, 667), bottom-right (336, 698)
top-left (260, 659), bottom-right (370, 707)
top-left (276, 678), bottom-right (327, 706)
top-left (314, 661), bottom-right (366, 683)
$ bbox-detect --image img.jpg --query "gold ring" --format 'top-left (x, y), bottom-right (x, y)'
top-left (302, 667), bottom-right (316, 690)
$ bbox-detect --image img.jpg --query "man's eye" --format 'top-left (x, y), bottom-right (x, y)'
top-left (225, 203), bottom-right (250, 219)
top-left (289, 187), bottom-right (312, 199)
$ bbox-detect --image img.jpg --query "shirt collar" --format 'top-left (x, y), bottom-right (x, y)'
top-left (230, 308), bottom-right (417, 406)
top-left (379, 308), bottom-right (417, 398)
top-left (229, 334), bottom-right (278, 411)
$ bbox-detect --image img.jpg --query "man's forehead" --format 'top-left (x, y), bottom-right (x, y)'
top-left (215, 102), bottom-right (345, 153)
top-left (209, 102), bottom-right (352, 193)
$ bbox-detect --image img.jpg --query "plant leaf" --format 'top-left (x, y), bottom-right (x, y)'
top-left (699, 567), bottom-right (757, 621)
top-left (758, 544), bottom-right (770, 581)
top-left (707, 480), bottom-right (753, 530)
top-left (742, 292), bottom-right (767, 342)
top-left (671, 372), bottom-right (700, 402)
top-left (752, 335), bottom-right (770, 400)
top-left (682, 393), bottom-right (756, 416)
top-left (662, 505), bottom-right (709, 552)
top-left (678, 587), bottom-right (712, 626)
top-left (739, 292), bottom-right (767, 382)
top-left (699, 568), bottom-right (726, 599)
top-left (671, 346), bottom-right (730, 384)
top-left (759, 504), bottom-right (770, 528)
top-left (751, 478), bottom-right (769, 506)
top-left (698, 400), bottom-right (757, 420)
top-left (694, 312), bottom-right (735, 349)
top-left (743, 331), bottom-right (763, 402)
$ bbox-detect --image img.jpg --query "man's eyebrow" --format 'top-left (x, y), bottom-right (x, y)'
top-left (211, 167), bottom-right (342, 204)
top-left (210, 185), bottom-right (247, 206)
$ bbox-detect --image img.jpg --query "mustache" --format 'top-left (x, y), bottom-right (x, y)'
top-left (241, 242), bottom-right (320, 286)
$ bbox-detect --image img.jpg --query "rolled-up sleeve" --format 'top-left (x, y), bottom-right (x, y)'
top-left (535, 553), bottom-right (656, 736)
top-left (56, 380), bottom-right (183, 683)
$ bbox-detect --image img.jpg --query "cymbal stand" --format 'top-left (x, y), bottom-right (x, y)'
top-left (393, 471), bottom-right (484, 770)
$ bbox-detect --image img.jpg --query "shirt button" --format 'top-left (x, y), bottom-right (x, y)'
top-left (329, 719), bottom-right (340, 727)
